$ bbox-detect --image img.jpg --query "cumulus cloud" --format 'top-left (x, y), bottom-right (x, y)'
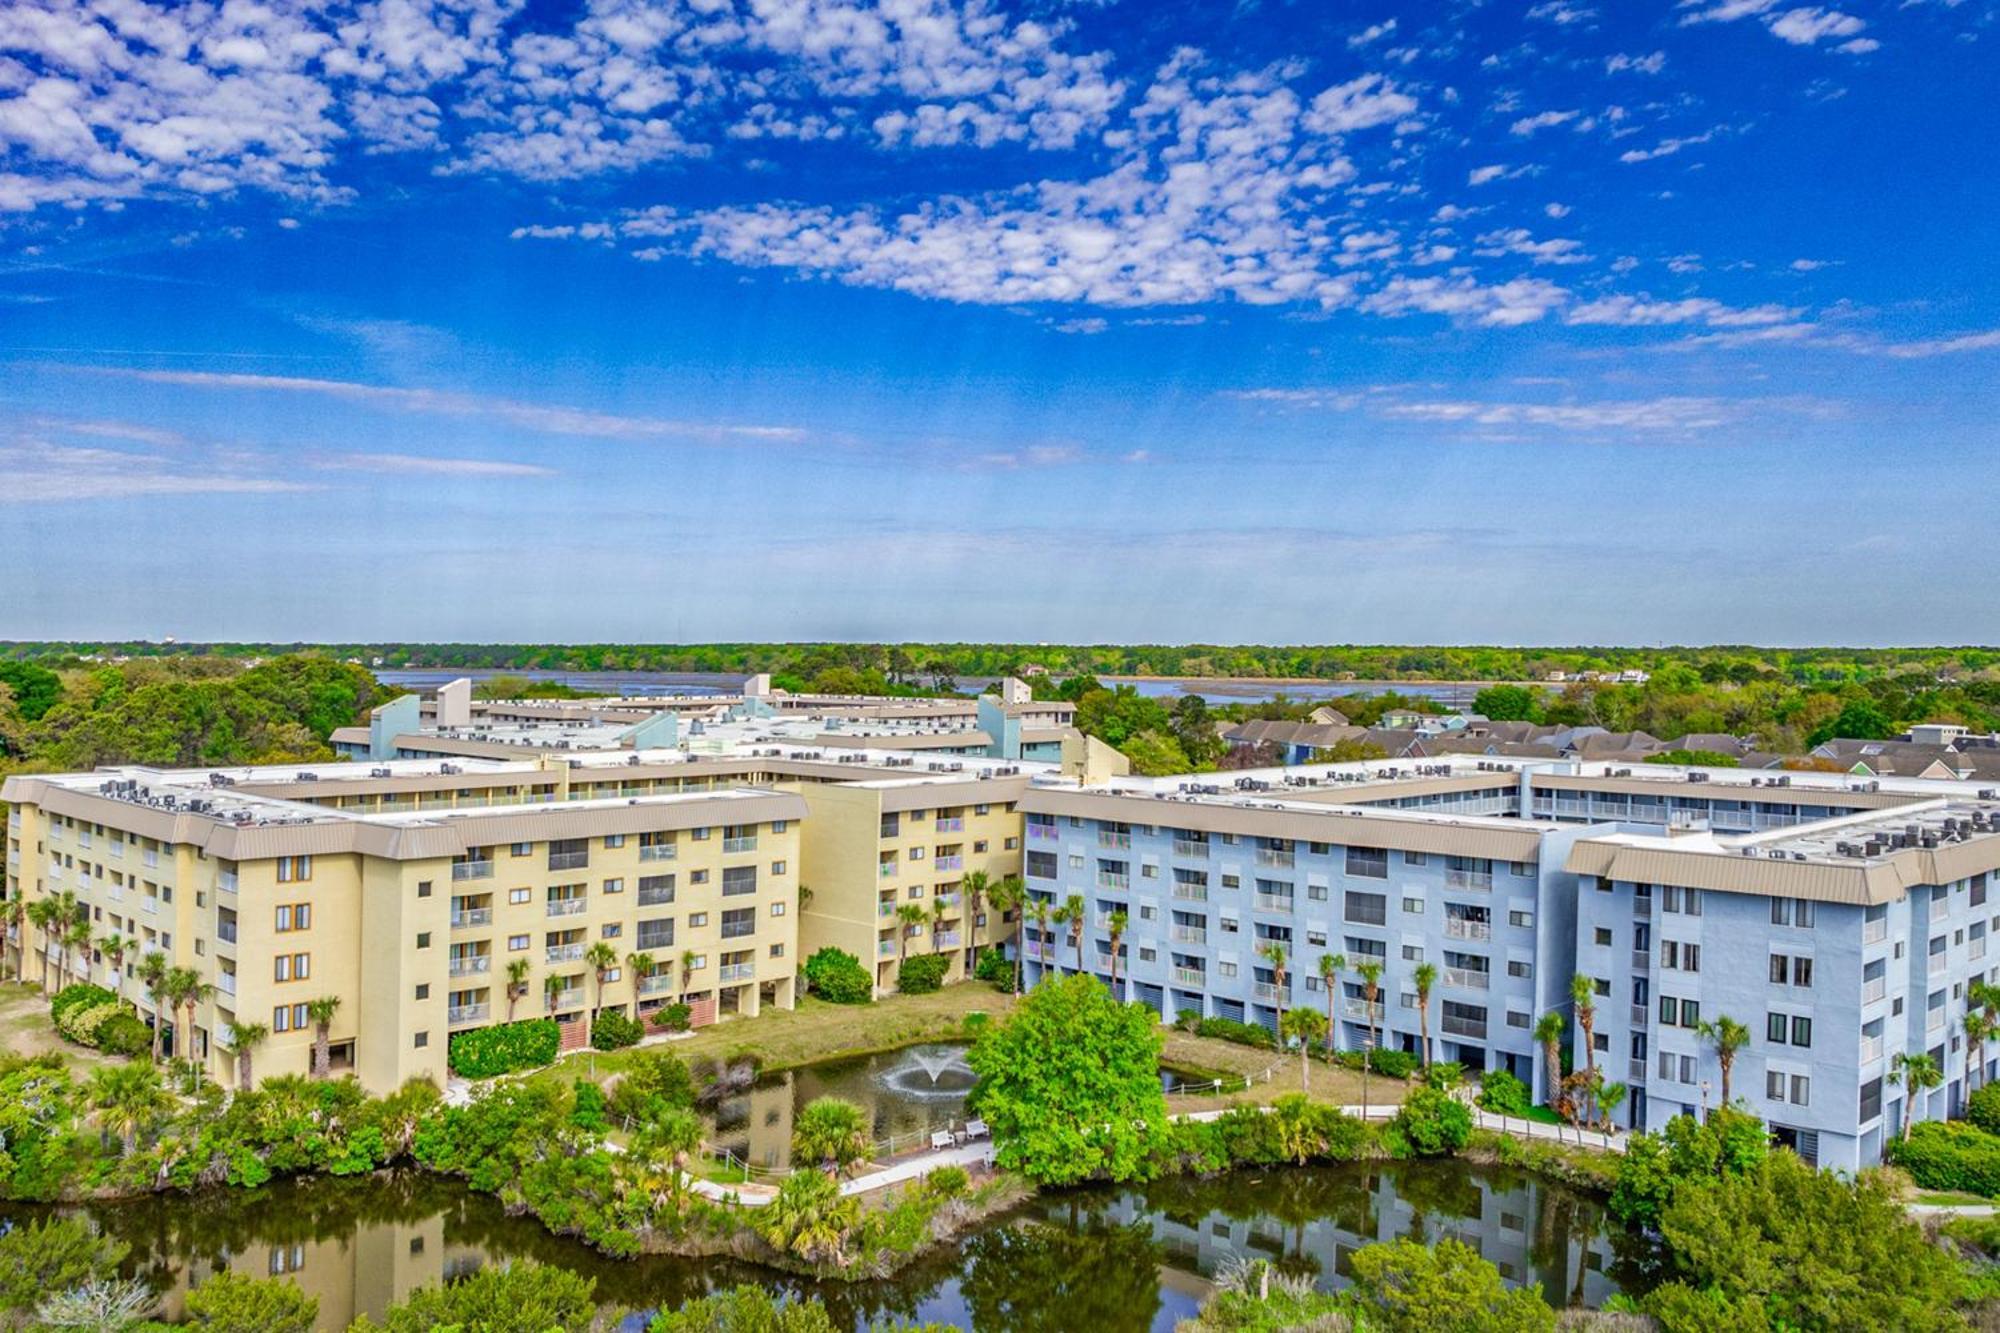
top-left (1510, 109), bottom-right (1579, 136)
top-left (1361, 274), bottom-right (1570, 326)
top-left (1605, 51), bottom-right (1667, 73)
top-left (1474, 228), bottom-right (1590, 264)
top-left (1565, 294), bottom-right (1798, 326)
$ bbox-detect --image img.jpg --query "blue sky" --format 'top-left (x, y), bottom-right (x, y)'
top-left (2, 0), bottom-right (1996, 645)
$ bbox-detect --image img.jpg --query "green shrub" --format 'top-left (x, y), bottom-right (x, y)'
top-left (447, 1018), bottom-right (561, 1077)
top-left (50, 984), bottom-right (116, 1024)
top-left (1194, 1016), bottom-right (1276, 1049)
top-left (1393, 1085), bottom-right (1473, 1157)
top-left (1943, 1212), bottom-right (2000, 1257)
top-left (1610, 1107), bottom-right (1770, 1229)
top-left (802, 947), bottom-right (874, 1004)
top-left (1175, 1008), bottom-right (1202, 1032)
top-left (590, 1009), bottom-right (642, 1051)
top-left (897, 954), bottom-right (949, 995)
top-left (607, 1050), bottom-right (696, 1124)
top-left (974, 948), bottom-right (1015, 988)
top-left (1477, 1068), bottom-right (1531, 1116)
top-left (1334, 1047), bottom-right (1420, 1079)
top-left (571, 1079), bottom-right (610, 1133)
top-left (1969, 1083), bottom-right (2000, 1137)
top-left (94, 1013), bottom-right (151, 1058)
top-left (55, 1000), bottom-right (122, 1046)
top-left (649, 1002), bottom-right (692, 1032)
top-left (1889, 1120), bottom-right (2000, 1197)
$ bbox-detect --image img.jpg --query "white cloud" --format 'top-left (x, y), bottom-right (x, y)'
top-left (1544, 202), bottom-right (1571, 218)
top-left (1347, 20), bottom-right (1397, 47)
top-left (1564, 294), bottom-right (1799, 326)
top-left (1362, 274), bottom-right (1570, 326)
top-left (1678, 0), bottom-right (1780, 24)
top-left (1474, 228), bottom-right (1590, 264)
top-left (1619, 129), bottom-right (1719, 162)
top-left (310, 451), bottom-right (556, 477)
top-left (1377, 396), bottom-right (1748, 431)
top-left (0, 437), bottom-right (313, 502)
top-left (1605, 51), bottom-right (1667, 74)
top-left (1767, 7), bottom-right (1867, 43)
top-left (96, 368), bottom-right (805, 442)
top-left (1869, 329), bottom-right (2000, 358)
top-left (1510, 109), bottom-right (1579, 136)
top-left (1468, 163), bottom-right (1526, 185)
top-left (1302, 74), bottom-right (1418, 134)
top-left (1049, 316), bottom-right (1107, 334)
top-left (1527, 2), bottom-right (1597, 24)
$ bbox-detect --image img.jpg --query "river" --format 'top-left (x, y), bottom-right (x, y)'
top-left (10, 1160), bottom-right (1652, 1330)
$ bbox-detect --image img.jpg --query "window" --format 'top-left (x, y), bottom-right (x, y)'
top-left (414, 1031), bottom-right (429, 1049)
top-left (603, 877), bottom-right (624, 895)
top-left (1217, 961), bottom-right (1238, 979)
top-left (276, 903), bottom-right (311, 931)
top-left (509, 887), bottom-right (532, 904)
top-left (770, 943), bottom-right (785, 958)
top-left (1509, 909), bottom-right (1534, 928)
top-left (511, 842), bottom-right (533, 857)
top-left (1345, 846), bottom-right (1388, 879)
top-left (1402, 944), bottom-right (1424, 962)
top-left (1663, 885), bottom-right (1702, 916)
top-left (1405, 851), bottom-right (1428, 866)
top-left (771, 860), bottom-right (788, 876)
top-left (276, 855), bottom-right (313, 883)
top-left (1594, 928), bottom-right (1612, 946)
top-left (689, 912), bottom-right (707, 927)
top-left (416, 932), bottom-right (431, 949)
top-left (509, 934), bottom-right (529, 951)
top-left (1508, 960), bottom-right (1532, 979)
top-left (417, 880), bottom-right (432, 899)
top-left (415, 984), bottom-right (430, 1000)
top-left (605, 834), bottom-right (625, 848)
top-left (1403, 897), bottom-right (1424, 914)
top-left (770, 901), bottom-right (787, 916)
top-left (1344, 892), bottom-right (1387, 927)
top-left (1860, 1076), bottom-right (1884, 1122)
top-left (601, 922), bottom-right (622, 939)
top-left (1510, 861), bottom-right (1532, 876)
top-left (274, 1005), bottom-right (292, 1032)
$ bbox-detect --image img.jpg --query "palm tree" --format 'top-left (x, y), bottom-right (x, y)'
top-left (1259, 941), bottom-right (1289, 1029)
top-left (894, 904), bottom-right (926, 963)
top-left (678, 948), bottom-right (698, 1002)
top-left (65, 920), bottom-right (94, 987)
top-left (305, 995), bottom-right (341, 1079)
top-left (960, 869), bottom-right (992, 971)
top-left (24, 898), bottom-right (56, 992)
top-left (792, 1095), bottom-right (870, 1176)
top-left (98, 933), bottom-right (132, 1004)
top-left (134, 951), bottom-right (169, 1060)
top-left (1355, 960), bottom-right (1384, 1058)
top-left (1412, 962), bottom-right (1437, 1068)
top-left (504, 957), bottom-right (532, 1022)
top-left (157, 966), bottom-right (204, 1064)
top-left (227, 1020), bottom-right (269, 1092)
top-left (928, 895), bottom-right (950, 954)
top-left (1280, 1007), bottom-right (1327, 1092)
top-left (1062, 893), bottom-right (1086, 973)
top-left (1028, 897), bottom-right (1053, 985)
top-left (544, 973), bottom-right (568, 1016)
top-left (585, 941), bottom-right (618, 1020)
top-left (1695, 1015), bottom-right (1751, 1110)
top-left (1106, 909), bottom-right (1129, 999)
top-left (985, 874), bottom-right (1025, 993)
top-left (88, 1062), bottom-right (169, 1156)
top-left (626, 951), bottom-right (656, 1020)
top-left (1570, 974), bottom-right (1598, 1082)
top-left (1317, 952), bottom-right (1344, 1053)
top-left (1598, 1080), bottom-right (1629, 1133)
top-left (1894, 1051), bottom-right (1945, 1139)
top-left (1, 895), bottom-right (23, 982)
top-left (1534, 1012), bottom-right (1566, 1110)
top-left (1969, 1010), bottom-right (1996, 1096)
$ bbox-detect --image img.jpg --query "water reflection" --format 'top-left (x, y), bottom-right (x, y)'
top-left (8, 1161), bottom-right (1653, 1331)
top-left (706, 1044), bottom-right (975, 1170)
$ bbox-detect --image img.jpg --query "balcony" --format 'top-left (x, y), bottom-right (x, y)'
top-left (1629, 1058), bottom-right (1648, 1082)
top-left (1027, 823), bottom-right (1059, 842)
top-left (216, 921), bottom-right (238, 945)
top-left (1254, 894), bottom-right (1294, 914)
top-left (1861, 1034), bottom-right (1884, 1065)
top-left (217, 973), bottom-right (237, 996)
top-left (1444, 968), bottom-right (1490, 991)
top-left (1172, 966), bottom-right (1207, 987)
top-left (936, 817), bottom-right (965, 833)
top-left (879, 939), bottom-right (898, 957)
top-left (878, 862), bottom-right (899, 879)
top-left (1097, 831), bottom-right (1132, 850)
top-left (1863, 976), bottom-right (1887, 1006)
top-left (1097, 872), bottom-right (1129, 891)
top-left (877, 901), bottom-right (898, 918)
top-left (935, 892), bottom-right (962, 909)
top-left (218, 870), bottom-right (239, 894)
top-left (144, 849), bottom-right (158, 868)
top-left (720, 921), bottom-right (755, 940)
top-left (546, 898), bottom-right (587, 917)
top-left (1172, 884), bottom-right (1209, 902)
top-left (636, 932), bottom-right (675, 951)
top-left (1341, 998), bottom-right (1374, 1021)
top-left (1442, 1013), bottom-right (1488, 1040)
top-left (548, 988), bottom-right (584, 1011)
top-left (1444, 917), bottom-right (1491, 942)
top-left (935, 930), bottom-right (962, 947)
top-left (1254, 982), bottom-right (1288, 1002)
top-left (639, 844), bottom-right (677, 862)
top-left (452, 861), bottom-right (494, 881)
top-left (449, 1003), bottom-right (490, 1026)
top-left (546, 944), bottom-right (584, 963)
top-left (1172, 926), bottom-right (1208, 945)
top-left (935, 856), bottom-right (965, 872)
top-left (548, 851), bottom-right (589, 872)
top-left (720, 962), bottom-right (755, 982)
top-left (723, 836), bottom-right (757, 854)
top-left (639, 974), bottom-right (676, 994)
top-left (1172, 839), bottom-right (1209, 859)
top-left (451, 909), bottom-right (492, 929)
top-left (1631, 949), bottom-right (1650, 972)
top-left (1863, 917), bottom-right (1888, 946)
top-left (1256, 848), bottom-right (1295, 869)
top-left (1445, 868), bottom-right (1493, 892)
top-left (1631, 1003), bottom-right (1648, 1026)
top-left (450, 955), bottom-right (492, 976)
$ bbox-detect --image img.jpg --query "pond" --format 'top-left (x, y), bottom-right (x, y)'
top-left (7, 1161), bottom-right (1656, 1330)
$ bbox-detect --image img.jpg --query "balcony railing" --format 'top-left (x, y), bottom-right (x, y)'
top-left (1445, 869), bottom-right (1494, 892)
top-left (1172, 884), bottom-right (1209, 902)
top-left (1172, 926), bottom-right (1208, 945)
top-left (879, 939), bottom-right (898, 957)
top-left (1172, 966), bottom-right (1207, 987)
top-left (1097, 831), bottom-right (1132, 849)
top-left (449, 1003), bottom-right (490, 1025)
top-left (935, 930), bottom-right (962, 947)
top-left (546, 898), bottom-right (586, 917)
top-left (1631, 949), bottom-right (1650, 971)
top-left (638, 886), bottom-right (675, 907)
top-left (1444, 917), bottom-right (1490, 941)
top-left (1098, 873), bottom-right (1130, 891)
top-left (1341, 998), bottom-right (1374, 1021)
top-left (720, 922), bottom-right (755, 939)
top-left (1863, 917), bottom-right (1888, 946)
top-left (1172, 839), bottom-right (1209, 858)
top-left (218, 871), bottom-right (239, 894)
top-left (878, 862), bottom-right (898, 879)
top-left (935, 856), bottom-right (965, 872)
top-left (1027, 823), bottom-right (1059, 842)
top-left (548, 851), bottom-right (589, 871)
top-left (639, 974), bottom-right (676, 994)
top-left (1863, 976), bottom-right (1887, 1005)
top-left (451, 909), bottom-right (492, 929)
top-left (1254, 982), bottom-right (1288, 1002)
top-left (1631, 1003), bottom-right (1648, 1026)
top-left (640, 844), bottom-right (677, 862)
top-left (1629, 1058), bottom-right (1648, 1082)
top-left (636, 932), bottom-right (674, 951)
top-left (1254, 894), bottom-right (1294, 914)
top-left (452, 861), bottom-right (494, 881)
top-left (1442, 1014), bottom-right (1488, 1040)
top-left (450, 955), bottom-right (492, 975)
top-left (548, 988), bottom-right (584, 1010)
top-left (935, 893), bottom-right (962, 909)
top-left (720, 963), bottom-right (755, 982)
top-left (1860, 1035), bottom-right (1884, 1065)
top-left (216, 922), bottom-right (238, 945)
top-left (1256, 848), bottom-right (1295, 869)
top-left (722, 836), bottom-right (757, 854)
top-left (936, 818), bottom-right (965, 833)
top-left (1445, 968), bottom-right (1490, 991)
top-left (546, 944), bottom-right (584, 963)
top-left (217, 972), bottom-right (237, 996)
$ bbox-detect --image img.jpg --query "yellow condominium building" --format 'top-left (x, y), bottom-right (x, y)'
top-left (1, 764), bottom-right (804, 1093)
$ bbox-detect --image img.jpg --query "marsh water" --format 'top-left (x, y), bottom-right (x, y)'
top-left (706, 1043), bottom-right (980, 1171)
top-left (11, 1160), bottom-right (1654, 1331)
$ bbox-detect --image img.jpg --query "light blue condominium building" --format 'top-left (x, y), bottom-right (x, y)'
top-left (1015, 758), bottom-right (2000, 1167)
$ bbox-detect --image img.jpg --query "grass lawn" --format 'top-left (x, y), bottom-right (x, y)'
top-left (1162, 1038), bottom-right (1410, 1116)
top-left (0, 979), bottom-right (127, 1071)
top-left (1915, 1189), bottom-right (1995, 1207)
top-left (530, 982), bottom-right (1016, 1092)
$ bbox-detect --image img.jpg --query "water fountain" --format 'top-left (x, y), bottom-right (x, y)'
top-left (875, 1043), bottom-right (979, 1100)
